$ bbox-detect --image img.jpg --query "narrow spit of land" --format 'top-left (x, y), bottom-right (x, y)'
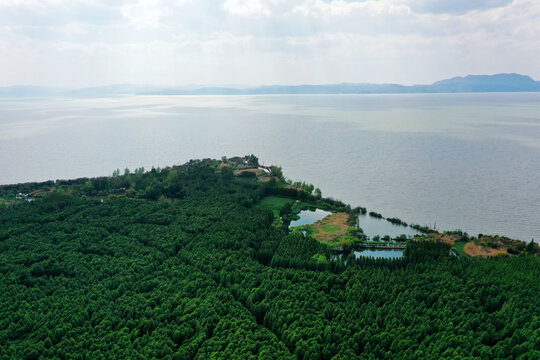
top-left (2, 155), bottom-right (538, 258)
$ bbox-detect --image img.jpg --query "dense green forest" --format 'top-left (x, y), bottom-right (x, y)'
top-left (0, 158), bottom-right (539, 359)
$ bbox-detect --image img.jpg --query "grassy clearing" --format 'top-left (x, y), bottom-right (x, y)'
top-left (310, 213), bottom-right (350, 243)
top-left (256, 196), bottom-right (293, 218)
top-left (321, 224), bottom-right (340, 233)
top-left (452, 241), bottom-right (468, 257)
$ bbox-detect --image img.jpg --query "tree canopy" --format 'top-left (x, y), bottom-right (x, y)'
top-left (0, 158), bottom-right (538, 359)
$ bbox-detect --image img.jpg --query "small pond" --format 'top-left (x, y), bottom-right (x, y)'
top-left (353, 248), bottom-right (404, 259)
top-left (331, 248), bottom-right (404, 261)
top-left (357, 214), bottom-right (420, 239)
top-left (290, 208), bottom-right (332, 227)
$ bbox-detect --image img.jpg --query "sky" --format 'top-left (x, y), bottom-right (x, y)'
top-left (0, 0), bottom-right (539, 87)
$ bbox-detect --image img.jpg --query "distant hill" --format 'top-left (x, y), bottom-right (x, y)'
top-left (136, 73), bottom-right (540, 95)
top-left (1, 73), bottom-right (539, 97)
top-left (427, 74), bottom-right (540, 92)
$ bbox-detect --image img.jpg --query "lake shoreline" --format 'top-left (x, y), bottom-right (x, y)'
top-left (1, 155), bottom-right (538, 257)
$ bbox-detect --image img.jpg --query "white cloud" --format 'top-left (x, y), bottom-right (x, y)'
top-left (403, 0), bottom-right (513, 14)
top-left (292, 0), bottom-right (410, 17)
top-left (121, 0), bottom-right (164, 27)
top-left (223, 0), bottom-right (271, 16)
top-left (0, 0), bottom-right (538, 86)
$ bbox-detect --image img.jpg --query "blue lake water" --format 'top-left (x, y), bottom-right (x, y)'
top-left (290, 209), bottom-right (332, 227)
top-left (0, 93), bottom-right (539, 241)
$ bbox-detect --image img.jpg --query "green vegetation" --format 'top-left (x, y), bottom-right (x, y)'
top-left (452, 241), bottom-right (468, 257)
top-left (0, 157), bottom-right (539, 359)
top-left (360, 240), bottom-right (405, 247)
top-left (386, 217), bottom-right (407, 227)
top-left (291, 224), bottom-right (316, 238)
top-left (475, 234), bottom-right (537, 255)
top-left (270, 166), bottom-right (284, 181)
top-left (245, 154), bottom-right (259, 166)
top-left (290, 200), bottom-right (319, 214)
top-left (256, 196), bottom-right (293, 218)
top-left (321, 224), bottom-right (340, 233)
top-left (368, 211), bottom-right (383, 219)
top-left (410, 223), bottom-right (433, 234)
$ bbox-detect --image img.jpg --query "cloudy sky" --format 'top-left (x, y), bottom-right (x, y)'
top-left (0, 0), bottom-right (539, 87)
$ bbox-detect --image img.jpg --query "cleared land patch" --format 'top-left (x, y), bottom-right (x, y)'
top-left (321, 224), bottom-right (340, 233)
top-left (258, 176), bottom-right (278, 183)
top-left (309, 213), bottom-right (350, 243)
top-left (233, 168), bottom-right (265, 177)
top-left (256, 196), bottom-right (292, 218)
top-left (435, 234), bottom-right (459, 247)
top-left (464, 242), bottom-right (507, 257)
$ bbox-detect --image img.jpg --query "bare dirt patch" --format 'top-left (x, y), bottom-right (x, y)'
top-left (464, 242), bottom-right (507, 257)
top-left (431, 234), bottom-right (460, 247)
top-left (258, 176), bottom-right (277, 183)
top-left (310, 213), bottom-right (349, 243)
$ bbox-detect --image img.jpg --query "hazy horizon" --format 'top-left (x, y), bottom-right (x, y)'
top-left (1, 73), bottom-right (538, 89)
top-left (1, 0), bottom-right (539, 88)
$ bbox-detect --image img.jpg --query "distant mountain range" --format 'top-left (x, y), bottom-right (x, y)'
top-left (1, 73), bottom-right (539, 97)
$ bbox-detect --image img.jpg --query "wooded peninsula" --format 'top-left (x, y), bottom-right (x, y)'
top-left (0, 156), bottom-right (538, 359)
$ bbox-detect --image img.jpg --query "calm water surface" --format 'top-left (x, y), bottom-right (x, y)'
top-left (357, 215), bottom-right (420, 239)
top-left (290, 209), bottom-right (332, 227)
top-left (333, 249), bottom-right (405, 261)
top-left (1, 93), bottom-right (539, 241)
top-left (354, 249), bottom-right (404, 259)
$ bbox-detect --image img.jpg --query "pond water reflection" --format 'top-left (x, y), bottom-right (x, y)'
top-left (358, 215), bottom-right (420, 239)
top-left (353, 248), bottom-right (404, 259)
top-left (290, 209), bottom-right (332, 227)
